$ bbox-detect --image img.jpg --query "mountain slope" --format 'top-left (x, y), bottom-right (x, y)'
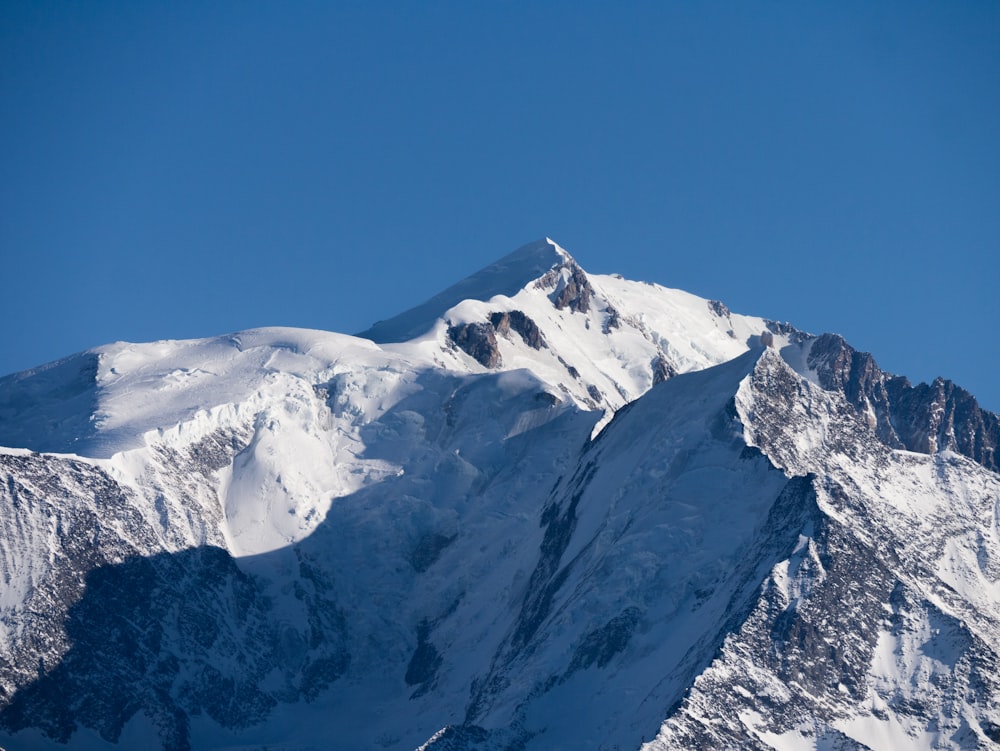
top-left (648, 349), bottom-right (1000, 750)
top-left (0, 239), bottom-right (997, 751)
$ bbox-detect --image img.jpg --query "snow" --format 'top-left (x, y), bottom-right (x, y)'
top-left (357, 237), bottom-right (567, 343)
top-left (834, 711), bottom-right (938, 751)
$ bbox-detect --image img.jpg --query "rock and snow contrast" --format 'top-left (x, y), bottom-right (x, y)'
top-left (0, 238), bottom-right (997, 750)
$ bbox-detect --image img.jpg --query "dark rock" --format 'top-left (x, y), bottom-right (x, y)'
top-left (556, 355), bottom-right (580, 380)
top-left (652, 354), bottom-right (677, 386)
top-left (808, 333), bottom-right (902, 447)
top-left (186, 429), bottom-right (251, 472)
top-left (808, 333), bottom-right (999, 471)
top-left (0, 540), bottom-right (351, 749)
top-left (765, 320), bottom-right (804, 338)
top-left (708, 300), bottom-right (730, 318)
top-left (490, 311), bottom-right (511, 337)
top-left (0, 453), bottom-right (165, 718)
top-left (535, 392), bottom-right (559, 407)
top-left (603, 304), bottom-right (622, 333)
top-left (552, 264), bottom-right (592, 314)
top-left (448, 323), bottom-right (502, 368)
top-left (885, 375), bottom-right (999, 470)
top-left (489, 311), bottom-right (546, 350)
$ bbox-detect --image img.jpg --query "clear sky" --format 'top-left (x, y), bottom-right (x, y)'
top-left (2, 2), bottom-right (998, 411)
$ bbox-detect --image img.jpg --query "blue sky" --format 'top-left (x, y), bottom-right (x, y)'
top-left (2, 2), bottom-right (998, 410)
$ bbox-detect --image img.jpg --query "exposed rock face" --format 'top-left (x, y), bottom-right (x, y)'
top-left (449, 312), bottom-right (546, 368)
top-left (807, 333), bottom-right (899, 443)
top-left (807, 333), bottom-right (999, 471)
top-left (708, 300), bottom-right (730, 318)
top-left (885, 375), bottom-right (1000, 469)
top-left (447, 322), bottom-right (501, 368)
top-left (489, 310), bottom-right (546, 350)
top-left (651, 498), bottom-right (1000, 750)
top-left (651, 354), bottom-right (676, 386)
top-left (533, 258), bottom-right (593, 313)
top-left (766, 320), bottom-right (802, 338)
top-left (556, 265), bottom-right (592, 313)
top-left (603, 303), bottom-right (622, 333)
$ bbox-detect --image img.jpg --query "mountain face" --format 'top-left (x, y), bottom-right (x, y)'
top-left (0, 239), bottom-right (997, 751)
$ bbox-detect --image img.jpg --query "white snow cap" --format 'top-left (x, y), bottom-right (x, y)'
top-left (356, 238), bottom-right (568, 343)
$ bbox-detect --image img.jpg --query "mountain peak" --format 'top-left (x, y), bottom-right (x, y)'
top-left (357, 238), bottom-right (574, 344)
top-left (511, 236), bottom-right (572, 265)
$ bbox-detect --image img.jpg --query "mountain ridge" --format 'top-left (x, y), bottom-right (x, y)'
top-left (357, 238), bottom-right (570, 344)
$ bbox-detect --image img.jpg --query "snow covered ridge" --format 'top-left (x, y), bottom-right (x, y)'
top-left (0, 238), bottom-right (998, 750)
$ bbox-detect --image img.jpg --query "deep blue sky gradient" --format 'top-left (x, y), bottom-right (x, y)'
top-left (2, 2), bottom-right (998, 410)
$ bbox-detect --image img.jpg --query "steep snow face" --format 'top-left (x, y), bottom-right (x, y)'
top-left (446, 349), bottom-right (808, 751)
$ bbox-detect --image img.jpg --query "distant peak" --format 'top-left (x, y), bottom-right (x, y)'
top-left (491, 237), bottom-right (574, 273)
top-left (357, 238), bottom-right (580, 344)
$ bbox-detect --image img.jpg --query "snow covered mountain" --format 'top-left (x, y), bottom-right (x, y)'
top-left (0, 239), bottom-right (997, 750)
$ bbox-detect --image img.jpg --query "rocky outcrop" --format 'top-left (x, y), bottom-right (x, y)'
top-left (447, 323), bottom-right (501, 368)
top-left (808, 333), bottom-right (899, 444)
top-left (885, 375), bottom-right (1000, 469)
top-left (651, 354), bottom-right (676, 386)
top-left (765, 320), bottom-right (802, 338)
top-left (449, 312), bottom-right (547, 368)
top-left (708, 300), bottom-right (730, 319)
top-left (553, 264), bottom-right (592, 313)
top-left (807, 333), bottom-right (999, 471)
top-left (603, 303), bottom-right (622, 333)
top-left (0, 454), bottom-right (157, 712)
top-left (536, 260), bottom-right (593, 314)
top-left (489, 310), bottom-right (545, 350)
